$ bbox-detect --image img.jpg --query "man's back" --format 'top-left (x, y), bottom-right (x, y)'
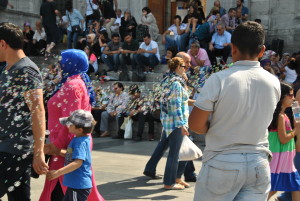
top-left (195, 61), bottom-right (280, 162)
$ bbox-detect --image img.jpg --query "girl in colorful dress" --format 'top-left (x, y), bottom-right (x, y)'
top-left (268, 82), bottom-right (300, 200)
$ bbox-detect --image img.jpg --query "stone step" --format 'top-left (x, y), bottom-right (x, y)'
top-left (106, 71), bottom-right (164, 82)
top-left (92, 80), bottom-right (157, 92)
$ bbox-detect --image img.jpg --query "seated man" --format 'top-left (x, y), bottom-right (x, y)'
top-left (235, 8), bottom-right (243, 27)
top-left (119, 32), bottom-right (139, 71)
top-left (101, 33), bottom-right (122, 72)
top-left (162, 15), bottom-right (187, 52)
top-left (236, 0), bottom-right (249, 22)
top-left (92, 86), bottom-right (109, 137)
top-left (126, 84), bottom-right (155, 141)
top-left (188, 40), bottom-right (211, 67)
top-left (209, 23), bottom-right (231, 64)
top-left (134, 33), bottom-right (160, 72)
top-left (221, 8), bottom-right (236, 33)
top-left (100, 82), bottom-right (129, 139)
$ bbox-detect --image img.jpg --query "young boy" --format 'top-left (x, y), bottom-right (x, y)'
top-left (46, 109), bottom-right (96, 201)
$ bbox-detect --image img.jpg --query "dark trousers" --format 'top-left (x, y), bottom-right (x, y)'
top-left (134, 54), bottom-right (159, 72)
top-left (43, 23), bottom-right (59, 44)
top-left (63, 188), bottom-right (91, 201)
top-left (209, 45), bottom-right (231, 64)
top-left (131, 112), bottom-right (154, 137)
top-left (91, 109), bottom-right (105, 133)
top-left (34, 39), bottom-right (47, 53)
top-left (0, 152), bottom-right (32, 201)
top-left (184, 161), bottom-right (196, 179)
top-left (119, 53), bottom-right (136, 71)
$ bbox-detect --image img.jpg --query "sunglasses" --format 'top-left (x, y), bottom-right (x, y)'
top-left (287, 93), bottom-right (294, 98)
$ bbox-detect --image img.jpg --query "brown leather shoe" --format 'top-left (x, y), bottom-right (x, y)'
top-left (100, 131), bottom-right (110, 137)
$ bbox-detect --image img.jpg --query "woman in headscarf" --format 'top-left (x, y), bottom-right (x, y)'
top-left (120, 9), bottom-right (138, 41)
top-left (141, 7), bottom-right (159, 41)
top-left (39, 49), bottom-right (105, 201)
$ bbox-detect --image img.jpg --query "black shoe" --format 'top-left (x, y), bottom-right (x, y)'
top-left (112, 135), bottom-right (123, 139)
top-left (134, 136), bottom-right (142, 141)
top-left (143, 171), bottom-right (162, 179)
top-left (185, 176), bottom-right (197, 182)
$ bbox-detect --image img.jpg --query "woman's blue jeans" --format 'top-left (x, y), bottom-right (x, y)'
top-left (144, 128), bottom-right (187, 186)
top-left (67, 30), bottom-right (80, 49)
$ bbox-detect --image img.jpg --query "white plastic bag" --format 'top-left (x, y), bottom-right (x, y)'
top-left (124, 118), bottom-right (133, 139)
top-left (179, 135), bottom-right (202, 161)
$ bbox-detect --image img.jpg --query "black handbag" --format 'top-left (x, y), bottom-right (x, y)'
top-left (67, 14), bottom-right (81, 33)
top-left (89, 0), bottom-right (101, 20)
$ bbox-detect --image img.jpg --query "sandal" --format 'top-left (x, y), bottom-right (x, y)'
top-left (164, 184), bottom-right (185, 190)
top-left (100, 131), bottom-right (110, 137)
top-left (176, 179), bottom-right (190, 188)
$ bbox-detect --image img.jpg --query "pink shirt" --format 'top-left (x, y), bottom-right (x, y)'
top-left (188, 48), bottom-right (211, 67)
top-left (39, 75), bottom-right (105, 201)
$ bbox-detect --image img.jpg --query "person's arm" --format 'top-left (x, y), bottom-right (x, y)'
top-left (194, 57), bottom-right (205, 67)
top-left (177, 24), bottom-right (186, 35)
top-left (114, 0), bottom-right (118, 12)
top-left (46, 159), bottom-right (83, 180)
top-left (189, 107), bottom-right (211, 134)
top-left (144, 48), bottom-right (157, 54)
top-left (103, 46), bottom-right (111, 55)
top-left (191, 20), bottom-right (197, 34)
top-left (162, 30), bottom-right (171, 44)
top-left (24, 88), bottom-right (48, 175)
top-left (277, 114), bottom-right (295, 144)
top-left (185, 18), bottom-right (191, 33)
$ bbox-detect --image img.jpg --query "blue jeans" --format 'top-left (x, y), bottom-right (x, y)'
top-left (144, 128), bottom-right (187, 186)
top-left (194, 153), bottom-right (270, 201)
top-left (67, 31), bottom-right (80, 49)
top-left (134, 54), bottom-right (159, 72)
top-left (119, 53), bottom-right (136, 71)
top-left (101, 54), bottom-right (120, 71)
top-left (165, 34), bottom-right (188, 52)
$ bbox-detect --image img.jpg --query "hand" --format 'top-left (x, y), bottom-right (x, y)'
top-left (187, 18), bottom-right (192, 24)
top-left (162, 38), bottom-right (166, 44)
top-left (192, 18), bottom-right (198, 24)
top-left (181, 126), bottom-right (189, 136)
top-left (32, 152), bottom-right (49, 175)
top-left (209, 44), bottom-right (214, 51)
top-left (44, 143), bottom-right (60, 155)
top-left (109, 112), bottom-right (115, 117)
top-left (46, 170), bottom-right (60, 181)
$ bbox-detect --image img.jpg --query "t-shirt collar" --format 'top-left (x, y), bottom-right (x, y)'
top-left (232, 60), bottom-right (261, 68)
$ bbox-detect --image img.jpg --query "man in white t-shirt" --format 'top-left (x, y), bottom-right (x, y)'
top-left (162, 15), bottom-right (187, 52)
top-left (134, 33), bottom-right (160, 73)
top-left (189, 21), bottom-right (280, 201)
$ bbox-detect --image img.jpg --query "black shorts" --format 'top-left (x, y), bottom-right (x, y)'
top-left (0, 152), bottom-right (32, 201)
top-left (63, 187), bottom-right (91, 201)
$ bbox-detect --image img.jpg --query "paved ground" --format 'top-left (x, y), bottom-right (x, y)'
top-left (2, 137), bottom-right (280, 201)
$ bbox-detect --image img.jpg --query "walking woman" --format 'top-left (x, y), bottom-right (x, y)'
top-left (39, 49), bottom-right (105, 201)
top-left (144, 57), bottom-right (190, 190)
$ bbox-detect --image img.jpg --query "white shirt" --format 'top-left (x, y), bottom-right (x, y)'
top-left (33, 28), bottom-right (46, 42)
top-left (85, 0), bottom-right (98, 16)
top-left (168, 23), bottom-right (187, 36)
top-left (139, 40), bottom-right (160, 61)
top-left (284, 66), bottom-right (297, 84)
top-left (195, 60), bottom-right (280, 162)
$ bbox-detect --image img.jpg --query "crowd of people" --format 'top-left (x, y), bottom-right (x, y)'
top-left (1, 0), bottom-right (300, 201)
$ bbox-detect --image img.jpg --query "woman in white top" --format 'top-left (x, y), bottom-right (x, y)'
top-left (33, 20), bottom-right (47, 55)
top-left (282, 58), bottom-right (297, 84)
top-left (141, 7), bottom-right (159, 41)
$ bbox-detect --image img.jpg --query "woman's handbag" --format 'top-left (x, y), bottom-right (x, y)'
top-left (179, 135), bottom-right (202, 161)
top-left (67, 14), bottom-right (81, 33)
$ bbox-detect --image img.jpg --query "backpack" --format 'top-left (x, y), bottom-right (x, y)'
top-left (132, 70), bottom-right (145, 82)
top-left (136, 24), bottom-right (149, 42)
top-left (119, 71), bottom-right (130, 81)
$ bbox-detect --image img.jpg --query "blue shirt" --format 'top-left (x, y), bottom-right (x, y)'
top-left (159, 73), bottom-right (189, 136)
top-left (63, 136), bottom-right (92, 189)
top-left (212, 31), bottom-right (231, 49)
top-left (66, 9), bottom-right (84, 32)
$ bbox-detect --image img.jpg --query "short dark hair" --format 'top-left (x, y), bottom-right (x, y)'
top-left (174, 15), bottom-right (181, 21)
top-left (231, 21), bottom-right (265, 58)
top-left (0, 22), bottom-right (24, 50)
top-left (167, 46), bottom-right (178, 58)
top-left (143, 33), bottom-right (151, 39)
top-left (111, 33), bottom-right (120, 39)
top-left (228, 8), bottom-right (236, 13)
top-left (123, 32), bottom-right (132, 38)
top-left (65, 0), bottom-right (73, 12)
top-left (114, 82), bottom-right (124, 91)
top-left (142, 7), bottom-right (151, 14)
top-left (74, 120), bottom-right (96, 134)
top-left (254, 19), bottom-right (262, 24)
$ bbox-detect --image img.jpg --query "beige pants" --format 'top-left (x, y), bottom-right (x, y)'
top-left (105, 18), bottom-right (116, 39)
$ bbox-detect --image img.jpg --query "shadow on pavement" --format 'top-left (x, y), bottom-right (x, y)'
top-left (97, 176), bottom-right (179, 200)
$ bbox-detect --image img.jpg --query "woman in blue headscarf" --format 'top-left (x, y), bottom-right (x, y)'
top-left (40, 49), bottom-right (105, 201)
